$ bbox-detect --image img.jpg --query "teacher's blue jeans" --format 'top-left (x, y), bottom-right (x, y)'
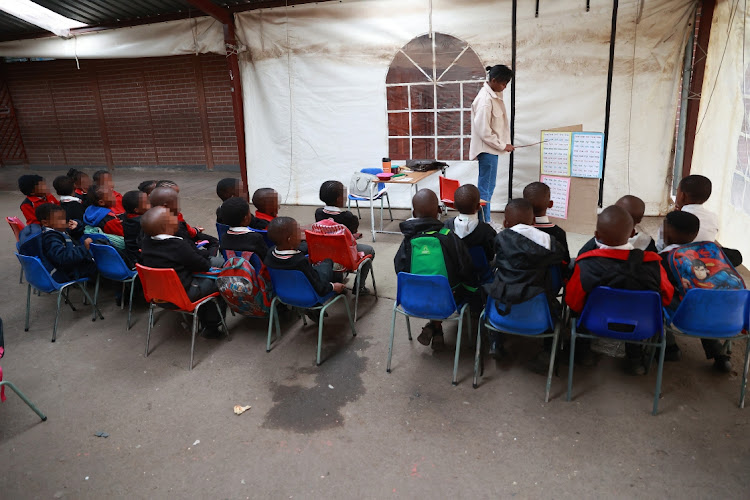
top-left (477, 152), bottom-right (499, 222)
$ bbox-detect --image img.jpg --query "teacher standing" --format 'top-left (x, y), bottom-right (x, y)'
top-left (469, 64), bottom-right (515, 223)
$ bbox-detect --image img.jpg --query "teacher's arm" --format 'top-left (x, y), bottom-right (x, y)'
top-left (473, 104), bottom-right (513, 152)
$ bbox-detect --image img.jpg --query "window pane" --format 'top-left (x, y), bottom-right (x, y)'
top-left (387, 86), bottom-right (409, 111)
top-left (411, 111), bottom-right (434, 136)
top-left (412, 138), bottom-right (435, 158)
top-left (440, 49), bottom-right (486, 82)
top-left (388, 112), bottom-right (409, 136)
top-left (463, 138), bottom-right (472, 160)
top-left (463, 111), bottom-right (472, 137)
top-left (389, 138), bottom-right (410, 161)
top-left (437, 111), bottom-right (460, 136)
top-left (436, 83), bottom-right (460, 109)
top-left (463, 82), bottom-right (483, 108)
top-left (434, 33), bottom-right (467, 80)
top-left (437, 138), bottom-right (460, 161)
top-left (400, 35), bottom-right (434, 79)
top-left (386, 51), bottom-right (430, 84)
top-left (410, 84), bottom-right (434, 110)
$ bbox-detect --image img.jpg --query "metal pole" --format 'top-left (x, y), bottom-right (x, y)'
top-left (673, 8), bottom-right (697, 195)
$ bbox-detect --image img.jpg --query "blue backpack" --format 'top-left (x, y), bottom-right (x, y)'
top-left (667, 242), bottom-right (745, 300)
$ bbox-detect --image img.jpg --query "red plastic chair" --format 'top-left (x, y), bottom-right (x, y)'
top-left (305, 230), bottom-right (377, 322)
top-left (438, 177), bottom-right (487, 221)
top-left (6, 217), bottom-right (25, 283)
top-left (136, 264), bottom-right (229, 370)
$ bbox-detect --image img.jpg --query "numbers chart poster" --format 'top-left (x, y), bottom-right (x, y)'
top-left (540, 131), bottom-right (571, 176)
top-left (570, 132), bottom-right (604, 178)
top-left (540, 175), bottom-right (571, 219)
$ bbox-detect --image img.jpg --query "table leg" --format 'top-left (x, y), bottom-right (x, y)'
top-left (370, 187), bottom-right (376, 242)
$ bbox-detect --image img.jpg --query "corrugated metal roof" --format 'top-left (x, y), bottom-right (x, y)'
top-left (32, 0), bottom-right (198, 25)
top-left (0, 10), bottom-right (46, 38)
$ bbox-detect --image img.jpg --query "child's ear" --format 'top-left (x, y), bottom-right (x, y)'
top-left (630, 228), bottom-right (636, 238)
top-left (548, 200), bottom-right (554, 209)
top-left (594, 230), bottom-right (600, 241)
top-left (503, 219), bottom-right (511, 229)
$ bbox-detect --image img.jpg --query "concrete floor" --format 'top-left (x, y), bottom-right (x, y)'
top-left (1, 167), bottom-right (749, 498)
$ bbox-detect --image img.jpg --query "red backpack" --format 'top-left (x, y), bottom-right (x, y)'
top-left (216, 251), bottom-right (273, 317)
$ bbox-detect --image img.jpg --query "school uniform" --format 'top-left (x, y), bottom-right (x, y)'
top-left (264, 248), bottom-right (335, 297)
top-left (578, 226), bottom-right (657, 257)
top-left (534, 216), bottom-right (571, 265)
top-left (119, 213), bottom-right (143, 267)
top-left (83, 206), bottom-right (124, 236)
top-left (250, 211), bottom-right (274, 230)
top-left (40, 227), bottom-right (97, 282)
top-left (112, 190), bottom-right (125, 215)
top-left (315, 206), bottom-right (360, 234)
top-left (74, 188), bottom-right (88, 206)
top-left (175, 220), bottom-right (222, 266)
top-left (20, 194), bottom-right (59, 225)
top-left (221, 227), bottom-right (269, 261)
top-left (59, 195), bottom-right (85, 223)
top-left (444, 213), bottom-right (496, 262)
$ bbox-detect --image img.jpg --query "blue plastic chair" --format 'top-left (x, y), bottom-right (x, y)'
top-left (567, 287), bottom-right (666, 415)
top-left (473, 294), bottom-right (561, 402)
top-left (387, 273), bottom-right (471, 385)
top-left (468, 246), bottom-right (493, 284)
top-left (15, 253), bottom-right (103, 342)
top-left (216, 223), bottom-right (229, 245)
top-left (248, 227), bottom-right (274, 248)
top-left (266, 268), bottom-right (356, 366)
top-left (348, 168), bottom-right (393, 232)
top-left (668, 288), bottom-right (750, 408)
top-left (90, 243), bottom-right (139, 330)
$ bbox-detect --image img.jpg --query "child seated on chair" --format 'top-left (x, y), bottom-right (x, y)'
top-left (250, 188), bottom-right (279, 230)
top-left (215, 178), bottom-right (242, 225)
top-left (394, 189), bottom-right (476, 351)
top-left (579, 195), bottom-right (656, 256)
top-left (264, 216), bottom-right (346, 297)
top-left (566, 205), bottom-right (674, 375)
top-left (153, 181), bottom-right (206, 239)
top-left (67, 169), bottom-right (91, 206)
top-left (53, 175), bottom-right (84, 223)
top-left (659, 210), bottom-right (734, 372)
top-left (119, 190), bottom-right (151, 268)
top-left (484, 198), bottom-right (566, 367)
top-left (444, 184), bottom-right (496, 262)
top-left (140, 206), bottom-right (226, 339)
top-left (84, 184), bottom-right (124, 236)
top-left (18, 174), bottom-right (58, 226)
top-left (523, 181), bottom-right (570, 265)
top-left (316, 180), bottom-right (362, 238)
top-left (92, 170), bottom-right (124, 215)
top-left (149, 187), bottom-right (222, 266)
top-left (37, 203), bottom-right (96, 282)
top-left (220, 197), bottom-right (269, 260)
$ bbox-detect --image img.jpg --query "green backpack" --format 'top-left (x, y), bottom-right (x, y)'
top-left (410, 228), bottom-right (450, 278)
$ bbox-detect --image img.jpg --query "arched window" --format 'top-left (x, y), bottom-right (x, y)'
top-left (386, 33), bottom-right (486, 161)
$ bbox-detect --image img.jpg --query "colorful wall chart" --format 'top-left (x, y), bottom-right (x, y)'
top-left (540, 130), bottom-right (604, 179)
top-left (540, 175), bottom-right (571, 219)
top-left (540, 131), bottom-right (572, 176)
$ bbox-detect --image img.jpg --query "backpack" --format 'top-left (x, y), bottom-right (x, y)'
top-left (84, 225), bottom-right (125, 251)
top-left (349, 172), bottom-right (379, 198)
top-left (410, 228), bottom-right (450, 278)
top-left (216, 252), bottom-right (273, 317)
top-left (17, 224), bottom-right (43, 257)
top-left (667, 242), bottom-right (745, 299)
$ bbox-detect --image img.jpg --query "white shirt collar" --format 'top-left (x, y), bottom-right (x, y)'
top-left (229, 226), bottom-right (251, 233)
top-left (274, 249), bottom-right (299, 255)
top-left (151, 234), bottom-right (181, 240)
top-left (453, 213), bottom-right (479, 239)
top-left (508, 223), bottom-right (551, 250)
top-left (59, 195), bottom-right (81, 203)
top-left (323, 206), bottom-right (342, 213)
top-left (660, 243), bottom-right (681, 254)
top-left (483, 81), bottom-right (499, 99)
top-left (534, 215), bottom-right (550, 224)
top-left (628, 230), bottom-right (653, 251)
top-left (595, 239), bottom-right (634, 251)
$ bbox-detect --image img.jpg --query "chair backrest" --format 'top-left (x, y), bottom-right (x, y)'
top-left (15, 253), bottom-right (62, 293)
top-left (672, 289), bottom-right (750, 338)
top-left (267, 268), bottom-right (327, 308)
top-left (305, 231), bottom-right (359, 270)
top-left (439, 176), bottom-right (460, 203)
top-left (577, 286), bottom-right (663, 341)
top-left (361, 167), bottom-right (386, 192)
top-left (396, 272), bottom-right (458, 319)
top-left (467, 246), bottom-right (492, 284)
top-left (223, 249), bottom-right (263, 271)
top-left (248, 227), bottom-right (273, 247)
top-left (6, 217), bottom-right (24, 241)
top-left (90, 243), bottom-right (135, 280)
top-left (485, 293), bottom-right (554, 335)
top-left (216, 223), bottom-right (229, 245)
top-left (135, 264), bottom-right (194, 310)
top-left (549, 265), bottom-right (563, 295)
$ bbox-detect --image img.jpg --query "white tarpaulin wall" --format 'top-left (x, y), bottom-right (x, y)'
top-left (690, 0), bottom-right (750, 259)
top-left (236, 0), bottom-right (695, 212)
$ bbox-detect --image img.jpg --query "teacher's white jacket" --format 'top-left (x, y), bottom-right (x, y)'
top-left (469, 82), bottom-right (511, 160)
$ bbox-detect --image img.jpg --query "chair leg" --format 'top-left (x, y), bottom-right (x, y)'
top-left (78, 283), bottom-right (103, 321)
top-left (93, 273), bottom-right (101, 322)
top-left (24, 283), bottom-right (31, 332)
top-left (405, 315), bottom-right (412, 341)
top-left (215, 299), bottom-right (230, 341)
top-left (145, 303), bottom-right (155, 357)
top-left (387, 303), bottom-right (399, 373)
top-left (370, 262), bottom-right (378, 300)
top-left (546, 325), bottom-right (561, 403)
top-left (385, 192), bottom-right (393, 221)
top-left (566, 324), bottom-right (577, 402)
top-left (452, 307), bottom-right (467, 386)
top-left (652, 336), bottom-right (667, 416)
top-left (379, 196), bottom-right (384, 232)
top-left (267, 297), bottom-right (280, 352)
top-left (189, 311), bottom-right (199, 371)
top-left (370, 196), bottom-right (376, 242)
top-left (127, 278), bottom-right (136, 330)
top-left (52, 289), bottom-right (64, 343)
top-left (120, 281), bottom-right (126, 310)
top-left (0, 381), bottom-right (47, 421)
top-left (19, 265), bottom-right (23, 284)
top-left (740, 337), bottom-right (750, 408)
top-left (62, 289), bottom-right (76, 312)
top-left (353, 271), bottom-right (361, 322)
top-left (341, 294), bottom-right (356, 337)
top-left (316, 305), bottom-right (327, 366)
top-left (354, 200), bottom-right (361, 219)
top-left (473, 311), bottom-right (484, 389)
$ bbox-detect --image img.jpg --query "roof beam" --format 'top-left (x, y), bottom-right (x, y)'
top-left (183, 0), bottom-right (231, 25)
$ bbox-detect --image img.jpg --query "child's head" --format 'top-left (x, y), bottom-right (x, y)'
top-left (252, 188), bottom-right (280, 217)
top-left (18, 174), bottom-right (46, 197)
top-left (122, 190), bottom-right (151, 216)
top-left (149, 186), bottom-right (180, 216)
top-left (67, 168), bottom-right (90, 192)
top-left (52, 175), bottom-right (75, 197)
top-left (503, 198), bottom-right (535, 228)
top-left (454, 184), bottom-right (481, 215)
top-left (676, 175), bottom-right (712, 208)
top-left (595, 205), bottom-right (634, 247)
top-left (93, 170), bottom-right (114, 190)
top-left (319, 180), bottom-right (345, 207)
top-left (155, 180), bottom-right (179, 193)
top-left (411, 189), bottom-right (440, 219)
top-left (615, 195), bottom-right (646, 225)
top-left (88, 184), bottom-right (116, 208)
top-left (267, 216), bottom-right (300, 250)
top-left (522, 182), bottom-right (552, 217)
top-left (141, 206), bottom-right (178, 237)
top-left (663, 210), bottom-right (700, 246)
top-left (222, 197), bottom-right (252, 227)
top-left (216, 178), bottom-right (241, 201)
top-left (138, 180), bottom-right (157, 195)
top-left (36, 203), bottom-right (67, 231)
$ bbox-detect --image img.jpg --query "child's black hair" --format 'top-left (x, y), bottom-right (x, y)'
top-left (66, 168), bottom-right (87, 183)
top-left (155, 180), bottom-right (178, 189)
top-left (35, 203), bottom-right (64, 224)
top-left (267, 216), bottom-right (295, 246)
top-left (678, 175), bottom-right (712, 204)
top-left (454, 184), bottom-right (480, 215)
top-left (252, 188), bottom-right (277, 213)
top-left (319, 180), bottom-right (344, 206)
top-left (138, 180), bottom-right (157, 193)
top-left (18, 174), bottom-right (44, 196)
top-left (221, 197), bottom-right (250, 227)
top-left (53, 175), bottom-right (75, 196)
top-left (665, 210), bottom-right (700, 237)
top-left (87, 184), bottom-right (108, 206)
top-left (93, 170), bottom-right (110, 183)
top-left (122, 190), bottom-right (143, 214)
top-left (216, 178), bottom-right (240, 200)
top-left (486, 64), bottom-right (514, 83)
top-left (522, 181), bottom-right (551, 216)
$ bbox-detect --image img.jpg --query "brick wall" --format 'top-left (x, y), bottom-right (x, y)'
top-left (1, 54), bottom-right (239, 170)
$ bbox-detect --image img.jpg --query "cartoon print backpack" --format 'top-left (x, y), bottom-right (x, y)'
top-left (667, 242), bottom-right (745, 299)
top-left (410, 228), bottom-right (450, 278)
top-left (216, 251), bottom-right (273, 317)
